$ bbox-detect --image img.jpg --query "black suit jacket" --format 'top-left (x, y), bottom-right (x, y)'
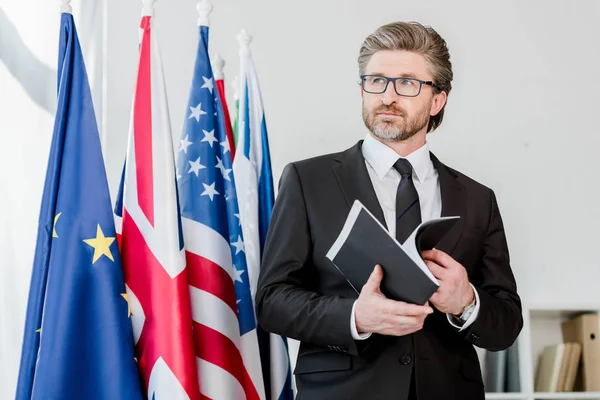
top-left (256, 141), bottom-right (523, 400)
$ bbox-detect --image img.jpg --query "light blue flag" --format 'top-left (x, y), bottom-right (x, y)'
top-left (233, 31), bottom-right (294, 400)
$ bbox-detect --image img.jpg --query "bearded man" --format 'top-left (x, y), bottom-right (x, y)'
top-left (256, 21), bottom-right (522, 400)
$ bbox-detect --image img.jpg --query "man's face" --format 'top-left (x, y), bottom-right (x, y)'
top-left (361, 50), bottom-right (444, 142)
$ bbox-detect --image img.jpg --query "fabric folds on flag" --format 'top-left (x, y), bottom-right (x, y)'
top-left (16, 11), bottom-right (143, 400)
top-left (116, 13), bottom-right (200, 400)
top-left (176, 22), bottom-right (265, 400)
top-left (215, 74), bottom-right (236, 160)
top-left (233, 37), bottom-right (294, 400)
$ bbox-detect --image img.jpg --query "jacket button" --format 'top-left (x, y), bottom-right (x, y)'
top-left (400, 354), bottom-right (412, 365)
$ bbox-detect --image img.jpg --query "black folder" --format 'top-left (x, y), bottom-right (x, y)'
top-left (326, 200), bottom-right (459, 304)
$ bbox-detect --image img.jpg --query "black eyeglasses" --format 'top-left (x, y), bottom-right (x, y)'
top-left (360, 75), bottom-right (442, 97)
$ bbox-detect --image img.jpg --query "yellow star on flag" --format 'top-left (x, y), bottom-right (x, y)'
top-left (36, 328), bottom-right (41, 333)
top-left (83, 224), bottom-right (115, 264)
top-left (121, 293), bottom-right (132, 317)
top-left (52, 212), bottom-right (62, 238)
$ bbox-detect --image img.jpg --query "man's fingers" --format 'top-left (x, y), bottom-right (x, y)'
top-left (426, 260), bottom-right (446, 280)
top-left (394, 314), bottom-right (425, 326)
top-left (422, 248), bottom-right (455, 269)
top-left (391, 301), bottom-right (433, 316)
top-left (362, 264), bottom-right (384, 293)
top-left (386, 315), bottom-right (427, 335)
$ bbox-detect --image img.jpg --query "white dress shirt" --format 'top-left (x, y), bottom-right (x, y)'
top-left (350, 133), bottom-right (480, 339)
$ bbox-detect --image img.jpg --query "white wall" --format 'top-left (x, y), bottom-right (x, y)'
top-left (0, 3), bottom-right (57, 398)
top-left (106, 0), bottom-right (600, 305)
top-left (3, 0), bottom-right (600, 396)
top-left (104, 0), bottom-right (600, 378)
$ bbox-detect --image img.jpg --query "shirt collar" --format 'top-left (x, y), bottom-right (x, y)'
top-left (361, 133), bottom-right (432, 183)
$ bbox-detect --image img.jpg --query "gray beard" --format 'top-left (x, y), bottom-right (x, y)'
top-left (362, 105), bottom-right (429, 142)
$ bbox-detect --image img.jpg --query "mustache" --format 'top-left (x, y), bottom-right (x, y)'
top-left (373, 106), bottom-right (405, 116)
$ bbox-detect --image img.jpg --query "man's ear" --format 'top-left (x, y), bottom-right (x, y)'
top-left (430, 91), bottom-right (447, 116)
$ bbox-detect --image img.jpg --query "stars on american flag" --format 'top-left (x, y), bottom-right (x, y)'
top-left (233, 266), bottom-right (245, 283)
top-left (188, 157), bottom-right (206, 176)
top-left (177, 53), bottom-right (253, 332)
top-left (201, 129), bottom-right (218, 147)
top-left (189, 102), bottom-right (207, 122)
top-left (231, 236), bottom-right (245, 255)
top-left (215, 156), bottom-right (232, 181)
top-left (201, 182), bottom-right (219, 201)
top-left (201, 76), bottom-right (214, 94)
top-left (180, 135), bottom-right (193, 153)
top-left (220, 140), bottom-right (230, 154)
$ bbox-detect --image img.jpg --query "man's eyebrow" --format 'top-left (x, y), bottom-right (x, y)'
top-left (366, 72), bottom-right (419, 79)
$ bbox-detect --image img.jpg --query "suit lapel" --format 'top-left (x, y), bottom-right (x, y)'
top-left (431, 153), bottom-right (466, 255)
top-left (332, 141), bottom-right (387, 229)
top-left (331, 143), bottom-right (465, 254)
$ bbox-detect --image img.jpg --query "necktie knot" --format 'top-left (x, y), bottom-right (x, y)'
top-left (393, 158), bottom-right (414, 178)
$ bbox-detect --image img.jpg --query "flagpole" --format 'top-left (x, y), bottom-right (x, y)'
top-left (237, 29), bottom-right (252, 57)
top-left (211, 53), bottom-right (225, 80)
top-left (197, 0), bottom-right (213, 27)
top-left (60, 0), bottom-right (72, 13)
top-left (141, 0), bottom-right (156, 16)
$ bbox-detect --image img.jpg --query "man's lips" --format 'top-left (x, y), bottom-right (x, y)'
top-left (377, 112), bottom-right (403, 117)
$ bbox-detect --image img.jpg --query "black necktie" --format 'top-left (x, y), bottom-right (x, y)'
top-left (393, 158), bottom-right (421, 244)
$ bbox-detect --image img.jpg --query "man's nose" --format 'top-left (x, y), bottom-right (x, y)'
top-left (381, 81), bottom-right (399, 105)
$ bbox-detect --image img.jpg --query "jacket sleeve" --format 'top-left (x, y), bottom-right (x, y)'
top-left (460, 189), bottom-right (523, 351)
top-left (255, 163), bottom-right (361, 356)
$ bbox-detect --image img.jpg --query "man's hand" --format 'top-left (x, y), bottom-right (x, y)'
top-left (421, 248), bottom-right (474, 316)
top-left (354, 265), bottom-right (433, 336)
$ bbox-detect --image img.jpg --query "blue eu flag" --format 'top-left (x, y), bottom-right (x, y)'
top-left (16, 12), bottom-right (143, 400)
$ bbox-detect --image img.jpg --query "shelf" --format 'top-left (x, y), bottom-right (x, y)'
top-left (529, 309), bottom-right (598, 319)
top-left (485, 393), bottom-right (528, 400)
top-left (526, 303), bottom-right (600, 313)
top-left (533, 393), bottom-right (600, 399)
top-left (482, 306), bottom-right (600, 400)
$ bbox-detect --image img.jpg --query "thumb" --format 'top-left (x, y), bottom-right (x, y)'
top-left (362, 264), bottom-right (383, 294)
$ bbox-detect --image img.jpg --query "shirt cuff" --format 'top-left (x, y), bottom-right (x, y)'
top-left (446, 284), bottom-right (480, 331)
top-left (350, 300), bottom-right (372, 340)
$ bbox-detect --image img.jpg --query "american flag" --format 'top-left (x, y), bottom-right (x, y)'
top-left (176, 21), bottom-right (265, 400)
top-left (115, 12), bottom-right (200, 399)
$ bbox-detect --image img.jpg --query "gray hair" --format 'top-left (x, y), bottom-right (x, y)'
top-left (358, 21), bottom-right (453, 132)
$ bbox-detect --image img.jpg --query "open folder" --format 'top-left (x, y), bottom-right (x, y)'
top-left (326, 199), bottom-right (460, 305)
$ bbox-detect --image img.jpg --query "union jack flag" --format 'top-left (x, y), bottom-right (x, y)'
top-left (175, 21), bottom-right (265, 400)
top-left (115, 12), bottom-right (200, 399)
